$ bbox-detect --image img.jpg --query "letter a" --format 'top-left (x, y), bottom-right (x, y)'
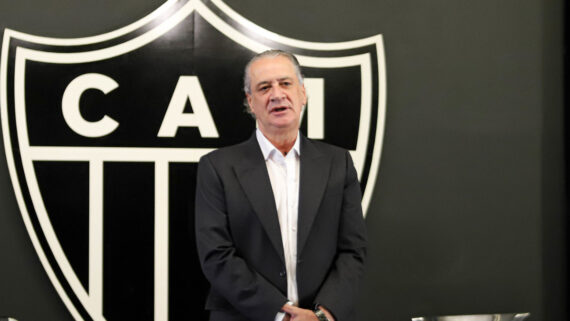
top-left (158, 76), bottom-right (219, 138)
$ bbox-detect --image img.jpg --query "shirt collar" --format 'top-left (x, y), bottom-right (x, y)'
top-left (256, 128), bottom-right (301, 160)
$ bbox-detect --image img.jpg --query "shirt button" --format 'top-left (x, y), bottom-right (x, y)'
top-left (279, 271), bottom-right (286, 278)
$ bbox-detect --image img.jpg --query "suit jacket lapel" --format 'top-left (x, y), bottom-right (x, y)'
top-left (234, 135), bottom-right (285, 264)
top-left (297, 136), bottom-right (331, 256)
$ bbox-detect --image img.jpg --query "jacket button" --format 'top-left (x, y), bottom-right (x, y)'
top-left (279, 271), bottom-right (286, 278)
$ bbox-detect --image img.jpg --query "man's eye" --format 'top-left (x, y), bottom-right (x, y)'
top-left (258, 86), bottom-right (269, 91)
top-left (281, 82), bottom-right (291, 86)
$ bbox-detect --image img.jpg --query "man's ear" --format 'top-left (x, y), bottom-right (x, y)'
top-left (246, 94), bottom-right (253, 113)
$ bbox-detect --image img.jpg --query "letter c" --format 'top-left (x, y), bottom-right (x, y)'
top-left (62, 73), bottom-right (119, 137)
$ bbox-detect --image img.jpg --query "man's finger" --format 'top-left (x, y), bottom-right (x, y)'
top-left (282, 304), bottom-right (301, 315)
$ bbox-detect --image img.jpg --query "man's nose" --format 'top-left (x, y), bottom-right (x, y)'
top-left (269, 84), bottom-right (285, 101)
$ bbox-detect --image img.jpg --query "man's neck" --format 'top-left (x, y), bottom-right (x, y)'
top-left (259, 128), bottom-right (298, 156)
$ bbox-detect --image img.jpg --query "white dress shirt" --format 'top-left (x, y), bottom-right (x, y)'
top-left (255, 129), bottom-right (300, 321)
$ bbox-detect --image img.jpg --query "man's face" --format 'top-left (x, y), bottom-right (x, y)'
top-left (246, 55), bottom-right (307, 135)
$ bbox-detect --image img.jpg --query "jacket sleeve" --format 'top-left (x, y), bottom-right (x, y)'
top-left (194, 155), bottom-right (288, 321)
top-left (314, 151), bottom-right (368, 321)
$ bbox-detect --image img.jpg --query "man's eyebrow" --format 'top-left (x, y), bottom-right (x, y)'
top-left (254, 80), bottom-right (270, 89)
top-left (255, 77), bottom-right (294, 88)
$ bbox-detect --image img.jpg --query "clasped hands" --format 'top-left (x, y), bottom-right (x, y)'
top-left (281, 304), bottom-right (335, 321)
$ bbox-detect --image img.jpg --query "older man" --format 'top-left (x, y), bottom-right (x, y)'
top-left (195, 50), bottom-right (367, 321)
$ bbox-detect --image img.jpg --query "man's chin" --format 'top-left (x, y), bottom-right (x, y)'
top-left (260, 122), bottom-right (298, 134)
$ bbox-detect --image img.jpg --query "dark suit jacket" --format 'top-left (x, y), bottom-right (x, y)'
top-left (195, 133), bottom-right (367, 321)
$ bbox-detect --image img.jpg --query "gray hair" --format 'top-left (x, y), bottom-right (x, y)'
top-left (243, 49), bottom-right (304, 95)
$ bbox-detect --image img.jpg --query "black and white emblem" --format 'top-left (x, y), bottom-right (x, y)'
top-left (0, 0), bottom-right (386, 320)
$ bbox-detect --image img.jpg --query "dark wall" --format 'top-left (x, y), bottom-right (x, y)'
top-left (0, 1), bottom-right (565, 321)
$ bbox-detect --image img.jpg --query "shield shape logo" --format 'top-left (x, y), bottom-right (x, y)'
top-left (0, 0), bottom-right (386, 320)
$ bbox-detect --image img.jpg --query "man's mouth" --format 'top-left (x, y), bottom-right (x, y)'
top-left (270, 106), bottom-right (289, 113)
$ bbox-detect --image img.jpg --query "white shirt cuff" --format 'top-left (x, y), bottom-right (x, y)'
top-left (274, 301), bottom-right (294, 321)
top-left (274, 311), bottom-right (286, 321)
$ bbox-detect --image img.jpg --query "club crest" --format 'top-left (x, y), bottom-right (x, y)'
top-left (0, 0), bottom-right (386, 320)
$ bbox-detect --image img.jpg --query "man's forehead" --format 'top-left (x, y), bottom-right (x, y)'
top-left (249, 56), bottom-right (296, 77)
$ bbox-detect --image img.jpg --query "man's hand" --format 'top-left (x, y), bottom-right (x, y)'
top-left (281, 304), bottom-right (337, 321)
top-left (282, 305), bottom-right (318, 321)
top-left (317, 305), bottom-right (336, 321)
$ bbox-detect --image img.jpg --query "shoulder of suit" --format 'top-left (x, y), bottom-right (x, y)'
top-left (302, 136), bottom-right (349, 157)
top-left (199, 135), bottom-right (349, 164)
top-left (200, 138), bottom-right (255, 163)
